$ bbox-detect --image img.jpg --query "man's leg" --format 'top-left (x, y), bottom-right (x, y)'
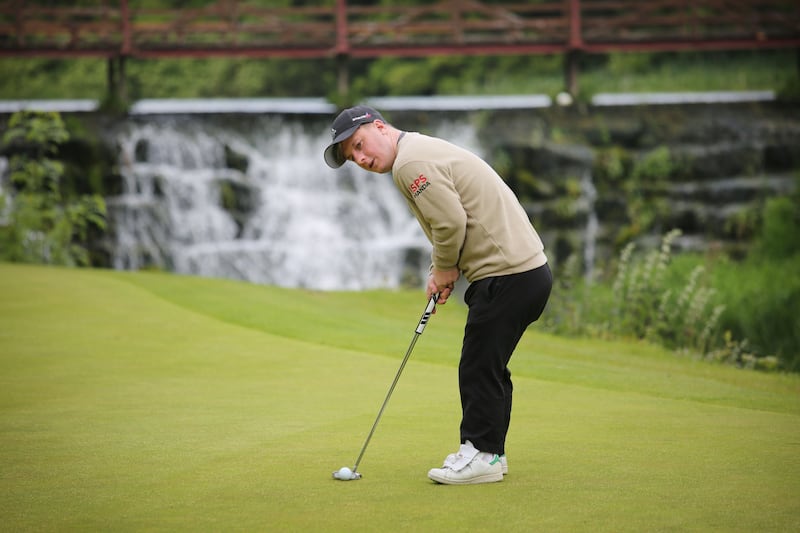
top-left (459, 265), bottom-right (552, 454)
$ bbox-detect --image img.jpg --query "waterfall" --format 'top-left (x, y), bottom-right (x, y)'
top-left (107, 114), bottom-right (435, 290)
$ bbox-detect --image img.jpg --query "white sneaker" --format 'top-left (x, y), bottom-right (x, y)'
top-left (428, 441), bottom-right (503, 485)
top-left (445, 451), bottom-right (508, 475)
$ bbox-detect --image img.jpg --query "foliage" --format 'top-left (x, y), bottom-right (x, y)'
top-left (0, 111), bottom-right (106, 266)
top-left (541, 253), bottom-right (596, 337)
top-left (706, 331), bottom-right (780, 372)
top-left (542, 228), bottom-right (790, 371)
top-left (350, 54), bottom-right (565, 98)
top-left (753, 194), bottom-right (800, 260)
top-left (0, 49), bottom-right (796, 101)
top-left (545, 190), bottom-right (800, 371)
top-left (706, 190), bottom-right (800, 371)
top-left (593, 146), bottom-right (630, 183)
top-left (594, 145), bottom-right (677, 246)
top-left (708, 255), bottom-right (800, 372)
top-left (607, 229), bottom-right (725, 355)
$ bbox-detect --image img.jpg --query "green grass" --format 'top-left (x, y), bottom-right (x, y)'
top-left (0, 50), bottom-right (796, 100)
top-left (1, 263), bottom-right (799, 532)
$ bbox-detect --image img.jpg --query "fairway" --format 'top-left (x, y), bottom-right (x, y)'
top-left (1, 263), bottom-right (799, 532)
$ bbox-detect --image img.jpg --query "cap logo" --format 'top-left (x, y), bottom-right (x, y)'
top-left (352, 112), bottom-right (372, 122)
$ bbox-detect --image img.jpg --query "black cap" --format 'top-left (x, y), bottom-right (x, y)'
top-left (323, 105), bottom-right (385, 168)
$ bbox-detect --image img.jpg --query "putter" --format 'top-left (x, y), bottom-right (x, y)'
top-left (333, 292), bottom-right (440, 480)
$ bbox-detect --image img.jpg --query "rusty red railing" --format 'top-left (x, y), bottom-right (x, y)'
top-left (0, 0), bottom-right (797, 59)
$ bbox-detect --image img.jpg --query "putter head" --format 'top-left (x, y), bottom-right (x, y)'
top-left (332, 469), bottom-right (362, 481)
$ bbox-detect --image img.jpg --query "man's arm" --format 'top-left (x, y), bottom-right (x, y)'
top-left (395, 161), bottom-right (467, 272)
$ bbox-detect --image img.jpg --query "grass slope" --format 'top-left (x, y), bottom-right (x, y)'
top-left (1, 263), bottom-right (798, 532)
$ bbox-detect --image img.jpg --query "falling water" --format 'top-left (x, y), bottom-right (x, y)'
top-left (107, 113), bottom-right (486, 290)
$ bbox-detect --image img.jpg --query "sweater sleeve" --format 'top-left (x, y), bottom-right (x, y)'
top-left (394, 160), bottom-right (466, 271)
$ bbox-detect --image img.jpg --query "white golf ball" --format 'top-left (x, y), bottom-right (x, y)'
top-left (337, 467), bottom-right (352, 480)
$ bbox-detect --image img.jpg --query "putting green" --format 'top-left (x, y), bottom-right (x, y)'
top-left (1, 263), bottom-right (798, 532)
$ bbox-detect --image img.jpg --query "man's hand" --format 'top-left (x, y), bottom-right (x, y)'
top-left (427, 267), bottom-right (460, 308)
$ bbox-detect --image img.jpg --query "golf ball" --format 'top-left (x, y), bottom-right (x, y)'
top-left (337, 467), bottom-right (352, 480)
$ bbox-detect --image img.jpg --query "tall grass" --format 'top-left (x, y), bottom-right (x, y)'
top-left (544, 227), bottom-right (785, 371)
top-left (606, 229), bottom-right (730, 357)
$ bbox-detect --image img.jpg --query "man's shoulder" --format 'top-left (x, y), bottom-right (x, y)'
top-left (394, 133), bottom-right (431, 172)
top-left (402, 132), bottom-right (447, 147)
top-left (395, 132), bottom-right (459, 166)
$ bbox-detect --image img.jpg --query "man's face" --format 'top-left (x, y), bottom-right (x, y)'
top-left (340, 121), bottom-right (395, 174)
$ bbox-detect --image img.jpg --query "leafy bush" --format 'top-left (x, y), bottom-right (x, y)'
top-left (608, 146), bottom-right (676, 245)
top-left (542, 228), bottom-right (789, 371)
top-left (0, 111), bottom-right (106, 266)
top-left (541, 253), bottom-right (598, 337)
top-left (544, 185), bottom-right (800, 371)
top-left (754, 195), bottom-right (800, 260)
top-left (710, 256), bottom-right (800, 371)
top-left (707, 193), bottom-right (800, 370)
top-left (607, 229), bottom-right (725, 354)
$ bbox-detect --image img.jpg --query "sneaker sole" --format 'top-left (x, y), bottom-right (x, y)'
top-left (428, 471), bottom-right (503, 485)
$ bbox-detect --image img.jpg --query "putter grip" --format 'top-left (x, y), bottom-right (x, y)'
top-left (415, 293), bottom-right (439, 335)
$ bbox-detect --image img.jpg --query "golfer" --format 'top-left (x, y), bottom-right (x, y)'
top-left (324, 105), bottom-right (552, 485)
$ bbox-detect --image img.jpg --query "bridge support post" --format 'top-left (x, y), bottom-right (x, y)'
top-left (566, 0), bottom-right (582, 98)
top-left (565, 50), bottom-right (580, 97)
top-left (336, 54), bottom-right (350, 102)
top-left (106, 56), bottom-right (128, 107)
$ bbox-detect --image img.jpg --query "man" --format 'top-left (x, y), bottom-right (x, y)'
top-left (323, 105), bottom-right (552, 485)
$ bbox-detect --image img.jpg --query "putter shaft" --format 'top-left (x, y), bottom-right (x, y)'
top-left (351, 293), bottom-right (439, 474)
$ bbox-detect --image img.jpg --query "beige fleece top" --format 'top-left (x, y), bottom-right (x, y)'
top-left (392, 132), bottom-right (547, 282)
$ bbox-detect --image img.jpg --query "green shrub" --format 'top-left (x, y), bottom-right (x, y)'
top-left (0, 111), bottom-right (106, 266)
top-left (613, 147), bottom-right (675, 244)
top-left (755, 195), bottom-right (800, 260)
top-left (711, 255), bottom-right (800, 371)
top-left (606, 229), bottom-right (725, 354)
top-left (705, 188), bottom-right (800, 370)
top-left (542, 253), bottom-right (593, 337)
top-left (541, 229), bottom-right (789, 371)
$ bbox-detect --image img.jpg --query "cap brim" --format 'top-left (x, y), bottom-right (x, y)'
top-left (323, 124), bottom-right (361, 168)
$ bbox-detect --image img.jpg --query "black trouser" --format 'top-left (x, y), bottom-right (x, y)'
top-left (459, 263), bottom-right (552, 455)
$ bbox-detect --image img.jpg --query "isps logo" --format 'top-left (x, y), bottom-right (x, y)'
top-left (409, 174), bottom-right (430, 198)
